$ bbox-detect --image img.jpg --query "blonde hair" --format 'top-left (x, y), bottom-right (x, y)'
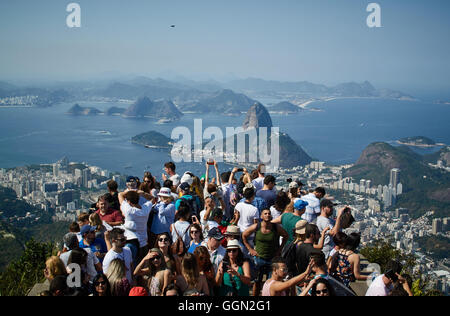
top-left (45, 256), bottom-right (67, 280)
top-left (106, 259), bottom-right (127, 296)
top-left (89, 212), bottom-right (104, 232)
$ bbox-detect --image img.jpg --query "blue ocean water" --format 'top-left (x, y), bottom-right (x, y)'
top-left (0, 98), bottom-right (449, 177)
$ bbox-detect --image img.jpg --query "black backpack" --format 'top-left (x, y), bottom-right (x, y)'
top-left (281, 241), bottom-right (299, 277)
top-left (179, 195), bottom-right (199, 216)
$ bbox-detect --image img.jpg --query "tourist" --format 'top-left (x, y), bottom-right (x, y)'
top-left (256, 175), bottom-right (277, 208)
top-left (118, 189), bottom-right (152, 263)
top-left (175, 253), bottom-right (210, 296)
top-left (204, 160), bottom-right (226, 211)
top-left (163, 283), bottom-right (181, 296)
top-left (296, 223), bottom-right (329, 274)
top-left (102, 228), bottom-right (134, 285)
top-left (134, 248), bottom-right (170, 296)
top-left (44, 256), bottom-right (67, 283)
top-left (201, 227), bottom-right (226, 274)
top-left (78, 224), bottom-right (107, 263)
top-left (128, 286), bottom-right (149, 296)
top-left (162, 162), bottom-right (180, 187)
top-left (89, 212), bottom-right (107, 240)
top-left (243, 209), bottom-right (288, 296)
top-left (262, 257), bottom-right (313, 296)
top-left (316, 200), bottom-right (345, 259)
top-left (299, 277), bottom-right (335, 296)
top-left (95, 194), bottom-right (123, 227)
top-left (150, 187), bottom-right (176, 243)
top-left (330, 232), bottom-right (368, 287)
top-left (139, 171), bottom-right (156, 193)
top-left (59, 232), bottom-right (102, 282)
top-left (105, 179), bottom-right (120, 211)
top-left (77, 213), bottom-right (90, 241)
top-left (91, 273), bottom-right (111, 296)
top-left (216, 240), bottom-right (251, 296)
top-left (188, 223), bottom-right (204, 254)
top-left (234, 183), bottom-right (260, 236)
top-left (366, 260), bottom-right (403, 296)
top-left (301, 187), bottom-right (326, 223)
top-left (106, 258), bottom-right (131, 296)
top-left (272, 199), bottom-right (309, 244)
top-left (154, 232), bottom-right (181, 275)
top-left (175, 182), bottom-right (202, 216)
top-left (270, 190), bottom-right (290, 220)
top-left (193, 246), bottom-right (216, 295)
top-left (251, 164), bottom-right (266, 193)
top-left (170, 204), bottom-right (192, 249)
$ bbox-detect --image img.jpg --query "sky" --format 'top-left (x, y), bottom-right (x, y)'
top-left (0, 0), bottom-right (449, 94)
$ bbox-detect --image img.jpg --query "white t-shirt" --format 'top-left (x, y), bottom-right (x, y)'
top-left (170, 174), bottom-right (181, 187)
top-left (199, 209), bottom-right (219, 236)
top-left (171, 220), bottom-right (191, 248)
top-left (235, 201), bottom-right (259, 234)
top-left (270, 205), bottom-right (282, 220)
top-left (252, 177), bottom-right (265, 193)
top-left (60, 248), bottom-right (99, 281)
top-left (366, 275), bottom-right (393, 296)
top-left (301, 193), bottom-right (321, 223)
top-left (102, 247), bottom-right (133, 284)
top-left (121, 200), bottom-right (152, 247)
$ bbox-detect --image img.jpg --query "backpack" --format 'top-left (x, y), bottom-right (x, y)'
top-left (171, 223), bottom-right (190, 256)
top-left (281, 241), bottom-right (299, 277)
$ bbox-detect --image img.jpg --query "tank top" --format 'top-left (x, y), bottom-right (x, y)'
top-left (262, 279), bottom-right (287, 296)
top-left (336, 250), bottom-right (354, 287)
top-left (254, 223), bottom-right (278, 260)
top-left (219, 266), bottom-right (250, 296)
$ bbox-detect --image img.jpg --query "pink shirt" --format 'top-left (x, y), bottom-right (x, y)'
top-left (262, 279), bottom-right (287, 296)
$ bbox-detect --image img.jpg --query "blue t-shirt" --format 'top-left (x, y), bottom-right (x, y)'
top-left (79, 238), bottom-right (107, 262)
top-left (256, 190), bottom-right (277, 208)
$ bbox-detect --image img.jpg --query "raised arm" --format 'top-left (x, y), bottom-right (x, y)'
top-left (270, 260), bottom-right (313, 295)
top-left (314, 226), bottom-right (330, 249)
top-left (242, 224), bottom-right (258, 257)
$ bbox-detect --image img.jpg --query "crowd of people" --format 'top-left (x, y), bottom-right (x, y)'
top-left (40, 161), bottom-right (413, 297)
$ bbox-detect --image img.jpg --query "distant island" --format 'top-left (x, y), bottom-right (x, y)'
top-left (131, 131), bottom-right (174, 149)
top-left (397, 136), bottom-right (445, 148)
top-left (268, 101), bottom-right (302, 114)
top-left (67, 104), bottom-right (102, 116)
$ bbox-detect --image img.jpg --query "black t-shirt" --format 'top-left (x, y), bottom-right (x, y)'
top-left (296, 242), bottom-right (315, 274)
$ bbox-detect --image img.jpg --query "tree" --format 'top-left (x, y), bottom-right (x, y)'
top-left (0, 239), bottom-right (55, 296)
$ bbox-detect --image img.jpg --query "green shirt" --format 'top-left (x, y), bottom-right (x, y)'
top-left (281, 212), bottom-right (302, 244)
top-left (254, 224), bottom-right (278, 260)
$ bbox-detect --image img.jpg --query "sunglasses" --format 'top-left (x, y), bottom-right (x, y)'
top-left (95, 281), bottom-right (107, 286)
top-left (159, 238), bottom-right (169, 242)
top-left (115, 238), bottom-right (127, 242)
top-left (316, 289), bottom-right (328, 295)
top-left (226, 248), bottom-right (238, 253)
top-left (190, 230), bottom-right (200, 234)
top-left (152, 255), bottom-right (161, 261)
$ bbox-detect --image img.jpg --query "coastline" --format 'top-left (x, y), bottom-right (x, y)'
top-left (296, 96), bottom-right (419, 109)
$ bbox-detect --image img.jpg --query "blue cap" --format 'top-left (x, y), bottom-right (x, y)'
top-left (80, 225), bottom-right (96, 236)
top-left (126, 176), bottom-right (138, 182)
top-left (179, 182), bottom-right (190, 192)
top-left (294, 199), bottom-right (309, 210)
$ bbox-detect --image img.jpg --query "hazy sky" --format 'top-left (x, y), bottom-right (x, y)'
top-left (1, 0), bottom-right (449, 93)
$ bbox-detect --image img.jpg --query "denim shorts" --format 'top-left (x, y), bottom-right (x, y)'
top-left (252, 256), bottom-right (272, 283)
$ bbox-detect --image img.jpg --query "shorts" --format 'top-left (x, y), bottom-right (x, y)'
top-left (252, 256), bottom-right (272, 283)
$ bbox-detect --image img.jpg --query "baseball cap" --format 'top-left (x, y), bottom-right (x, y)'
top-left (294, 199), bottom-right (309, 210)
top-left (226, 239), bottom-right (241, 250)
top-left (225, 225), bottom-right (241, 236)
top-left (63, 233), bottom-right (79, 250)
top-left (295, 220), bottom-right (308, 234)
top-left (80, 225), bottom-right (96, 236)
top-left (207, 227), bottom-right (224, 241)
top-left (180, 172), bottom-right (194, 186)
top-left (129, 287), bottom-right (148, 296)
top-left (158, 187), bottom-right (172, 197)
top-left (179, 182), bottom-right (190, 192)
top-left (126, 176), bottom-right (138, 183)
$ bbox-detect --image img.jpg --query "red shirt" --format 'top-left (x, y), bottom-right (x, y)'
top-left (96, 208), bottom-right (123, 224)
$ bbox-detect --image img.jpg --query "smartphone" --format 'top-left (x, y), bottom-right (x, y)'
top-left (207, 159), bottom-right (214, 165)
top-left (237, 168), bottom-right (244, 172)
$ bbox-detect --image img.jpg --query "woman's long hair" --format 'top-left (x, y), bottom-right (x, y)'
top-left (106, 259), bottom-right (127, 296)
top-left (181, 253), bottom-right (200, 289)
top-left (193, 246), bottom-right (212, 272)
top-left (92, 273), bottom-right (112, 296)
top-left (311, 278), bottom-right (335, 296)
top-left (45, 256), bottom-right (67, 280)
